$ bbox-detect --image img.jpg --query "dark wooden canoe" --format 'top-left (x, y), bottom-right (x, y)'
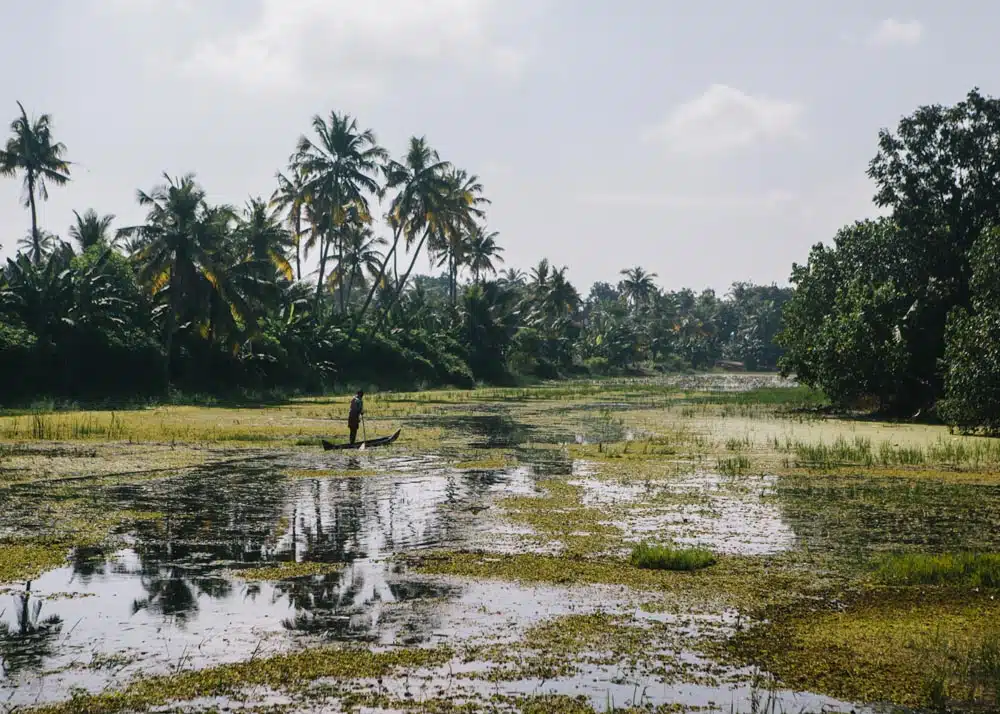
top-left (321, 429), bottom-right (401, 451)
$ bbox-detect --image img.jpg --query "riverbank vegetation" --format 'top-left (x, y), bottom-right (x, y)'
top-left (778, 88), bottom-right (1000, 433)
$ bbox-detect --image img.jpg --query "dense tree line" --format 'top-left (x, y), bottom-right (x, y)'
top-left (778, 87), bottom-right (1000, 432)
top-left (0, 103), bottom-right (789, 402)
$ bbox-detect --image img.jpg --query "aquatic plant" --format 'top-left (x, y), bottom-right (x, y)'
top-left (629, 543), bottom-right (716, 571)
top-left (876, 552), bottom-right (1000, 588)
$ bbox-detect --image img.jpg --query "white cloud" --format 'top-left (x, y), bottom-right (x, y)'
top-left (868, 19), bottom-right (924, 48)
top-left (179, 0), bottom-right (526, 94)
top-left (643, 84), bottom-right (805, 157)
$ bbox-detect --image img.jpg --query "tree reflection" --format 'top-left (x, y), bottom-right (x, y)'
top-left (0, 582), bottom-right (63, 676)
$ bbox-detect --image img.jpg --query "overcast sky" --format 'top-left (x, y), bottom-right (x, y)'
top-left (0, 1), bottom-right (993, 294)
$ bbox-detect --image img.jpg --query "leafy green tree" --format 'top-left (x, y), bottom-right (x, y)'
top-left (778, 219), bottom-right (925, 410)
top-left (939, 228), bottom-right (1000, 432)
top-left (0, 103), bottom-right (71, 262)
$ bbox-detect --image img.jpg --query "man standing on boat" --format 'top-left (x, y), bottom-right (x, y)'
top-left (348, 390), bottom-right (364, 444)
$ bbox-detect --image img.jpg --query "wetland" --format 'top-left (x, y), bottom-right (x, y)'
top-left (0, 374), bottom-right (998, 713)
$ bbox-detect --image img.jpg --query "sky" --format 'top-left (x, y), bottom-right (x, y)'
top-left (0, 1), bottom-right (995, 295)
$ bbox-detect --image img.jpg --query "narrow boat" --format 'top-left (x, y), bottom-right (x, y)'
top-left (321, 429), bottom-right (401, 451)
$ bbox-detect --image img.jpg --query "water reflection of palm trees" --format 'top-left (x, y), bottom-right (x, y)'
top-left (0, 582), bottom-right (63, 676)
top-left (83, 458), bottom-right (503, 640)
top-left (265, 469), bottom-right (497, 642)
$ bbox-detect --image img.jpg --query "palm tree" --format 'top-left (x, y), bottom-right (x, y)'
top-left (270, 171), bottom-right (308, 281)
top-left (69, 209), bottom-right (116, 252)
top-left (619, 266), bottom-right (658, 308)
top-left (16, 229), bottom-right (60, 265)
top-left (466, 226), bottom-right (504, 283)
top-left (0, 102), bottom-right (71, 263)
top-left (354, 137), bottom-right (451, 330)
top-left (337, 217), bottom-right (387, 307)
top-left (120, 173), bottom-right (239, 384)
top-left (499, 268), bottom-right (525, 287)
top-left (543, 265), bottom-right (581, 319)
top-left (237, 197), bottom-right (294, 281)
top-left (408, 167), bottom-right (488, 310)
top-left (292, 111), bottom-right (387, 313)
top-left (530, 259), bottom-right (551, 292)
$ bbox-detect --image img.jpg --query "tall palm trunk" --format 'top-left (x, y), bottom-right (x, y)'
top-left (352, 223), bottom-right (401, 334)
top-left (164, 263), bottom-right (178, 389)
top-left (315, 232), bottom-right (330, 312)
top-left (375, 231), bottom-right (428, 335)
top-left (293, 213), bottom-right (302, 281)
top-left (27, 173), bottom-right (39, 265)
top-left (337, 229), bottom-right (346, 314)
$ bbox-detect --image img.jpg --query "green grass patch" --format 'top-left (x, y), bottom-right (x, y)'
top-left (33, 645), bottom-right (453, 714)
top-left (630, 543), bottom-right (716, 571)
top-left (876, 552), bottom-right (1000, 588)
top-left (0, 541), bottom-right (69, 583)
top-left (725, 590), bottom-right (1000, 709)
top-left (231, 561), bottom-right (343, 581)
top-left (716, 455), bottom-right (752, 476)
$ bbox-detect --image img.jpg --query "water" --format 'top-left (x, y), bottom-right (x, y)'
top-left (0, 381), bottom-right (975, 712)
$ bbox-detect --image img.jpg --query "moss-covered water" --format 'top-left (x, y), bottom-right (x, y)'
top-left (1, 374), bottom-right (998, 711)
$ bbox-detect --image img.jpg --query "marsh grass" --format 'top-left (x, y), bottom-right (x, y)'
top-left (922, 626), bottom-right (1000, 709)
top-left (877, 552), bottom-right (1000, 588)
top-left (629, 543), bottom-right (716, 571)
top-left (717, 455), bottom-right (752, 476)
top-left (231, 561), bottom-right (343, 581)
top-left (786, 433), bottom-right (1000, 471)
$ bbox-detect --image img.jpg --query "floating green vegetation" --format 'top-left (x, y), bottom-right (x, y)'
top-left (0, 540), bottom-right (69, 583)
top-left (876, 552), bottom-right (1000, 588)
top-left (231, 561), bottom-right (343, 581)
top-left (726, 590), bottom-right (1000, 708)
top-left (453, 456), bottom-right (515, 470)
top-left (499, 480), bottom-right (621, 556)
top-left (283, 468), bottom-right (379, 479)
top-left (462, 611), bottom-right (722, 688)
top-left (630, 543), bottom-right (716, 571)
top-left (33, 645), bottom-right (453, 714)
top-left (680, 385), bottom-right (826, 408)
top-left (409, 550), bottom-right (830, 613)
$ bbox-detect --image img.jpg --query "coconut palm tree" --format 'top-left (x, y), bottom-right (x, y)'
top-left (237, 197), bottom-right (294, 281)
top-left (499, 268), bottom-right (526, 287)
top-left (466, 226), bottom-right (504, 283)
top-left (16, 229), bottom-right (60, 265)
top-left (120, 173), bottom-right (244, 384)
top-left (543, 265), bottom-right (581, 319)
top-left (619, 266), bottom-right (658, 309)
top-left (0, 102), bottom-right (71, 263)
top-left (337, 216), bottom-right (387, 307)
top-left (411, 167), bottom-right (488, 309)
top-left (353, 137), bottom-right (451, 329)
top-left (69, 209), bottom-right (116, 252)
top-left (292, 111), bottom-right (387, 312)
top-left (270, 171), bottom-right (308, 281)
